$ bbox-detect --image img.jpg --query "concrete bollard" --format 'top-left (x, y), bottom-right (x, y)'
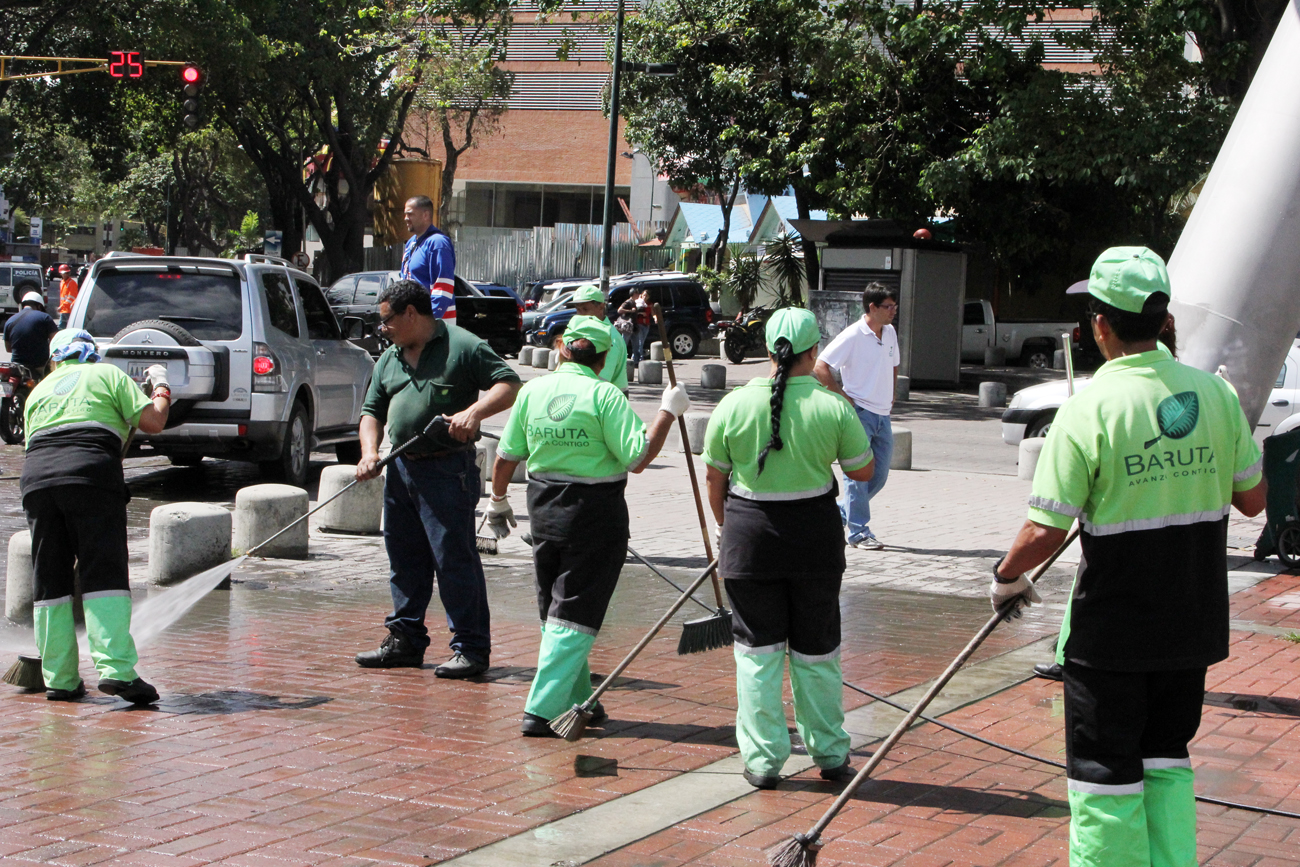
top-left (890, 427), bottom-right (913, 470)
top-left (627, 362), bottom-right (636, 384)
top-left (1053, 349), bottom-right (1067, 370)
top-left (681, 412), bottom-right (709, 455)
top-left (314, 466), bottom-right (383, 534)
top-left (984, 346), bottom-right (1007, 366)
top-left (149, 503), bottom-right (233, 585)
top-left (518, 346), bottom-right (534, 366)
top-left (480, 436), bottom-right (497, 481)
top-left (532, 348), bottom-right (551, 369)
top-left (978, 381), bottom-right (1007, 408)
top-left (638, 360), bottom-right (663, 384)
top-left (233, 484), bottom-right (309, 559)
top-left (894, 375), bottom-right (910, 402)
top-left (650, 341), bottom-right (665, 361)
top-left (701, 364), bottom-right (726, 390)
top-left (1018, 436), bottom-right (1047, 481)
top-left (5, 531), bottom-right (33, 624)
top-left (548, 350), bottom-right (559, 371)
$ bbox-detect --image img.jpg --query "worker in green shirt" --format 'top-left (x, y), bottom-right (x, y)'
top-left (21, 329), bottom-right (172, 704)
top-left (993, 248), bottom-right (1266, 867)
top-left (487, 315), bottom-right (688, 736)
top-left (702, 308), bottom-right (875, 789)
top-left (354, 279), bottom-right (521, 678)
top-left (565, 283), bottom-right (628, 391)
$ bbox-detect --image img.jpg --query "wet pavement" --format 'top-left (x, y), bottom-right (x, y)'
top-left (0, 372), bottom-right (1297, 865)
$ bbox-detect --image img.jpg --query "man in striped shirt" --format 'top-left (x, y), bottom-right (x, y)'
top-left (402, 196), bottom-right (457, 321)
top-left (992, 247), bottom-right (1266, 867)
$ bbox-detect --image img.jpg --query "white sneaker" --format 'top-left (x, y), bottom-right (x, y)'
top-left (850, 534), bottom-right (884, 550)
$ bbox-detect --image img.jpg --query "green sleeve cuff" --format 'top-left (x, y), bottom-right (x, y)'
top-left (840, 449), bottom-right (873, 472)
top-left (1027, 506), bottom-right (1075, 530)
top-left (1232, 471), bottom-right (1263, 493)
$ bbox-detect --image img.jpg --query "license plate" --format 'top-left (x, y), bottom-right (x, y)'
top-left (127, 362), bottom-right (155, 381)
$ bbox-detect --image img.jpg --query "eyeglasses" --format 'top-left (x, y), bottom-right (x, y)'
top-left (377, 309), bottom-right (402, 331)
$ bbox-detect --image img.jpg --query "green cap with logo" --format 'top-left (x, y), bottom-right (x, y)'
top-left (566, 283), bottom-right (606, 306)
top-left (563, 314), bottom-right (613, 353)
top-left (1087, 246), bottom-right (1171, 314)
top-left (765, 307), bottom-right (821, 354)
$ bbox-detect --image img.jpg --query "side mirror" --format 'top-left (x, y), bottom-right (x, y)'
top-left (341, 316), bottom-right (369, 340)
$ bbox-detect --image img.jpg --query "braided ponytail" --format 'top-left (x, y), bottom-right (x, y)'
top-left (756, 337), bottom-right (796, 475)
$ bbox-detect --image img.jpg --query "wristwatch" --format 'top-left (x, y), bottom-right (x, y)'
top-left (992, 556), bottom-right (1020, 584)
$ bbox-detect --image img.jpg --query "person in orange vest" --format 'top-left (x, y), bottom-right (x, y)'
top-left (57, 264), bottom-right (78, 330)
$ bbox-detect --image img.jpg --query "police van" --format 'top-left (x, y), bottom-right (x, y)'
top-left (0, 262), bottom-right (44, 319)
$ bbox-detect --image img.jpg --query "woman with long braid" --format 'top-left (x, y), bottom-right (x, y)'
top-left (702, 308), bottom-right (875, 788)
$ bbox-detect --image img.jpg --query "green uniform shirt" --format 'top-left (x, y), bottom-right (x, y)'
top-left (25, 359), bottom-right (152, 442)
top-left (703, 375), bottom-right (872, 500)
top-left (497, 362), bottom-right (647, 482)
top-left (599, 318), bottom-right (628, 391)
top-left (361, 321), bottom-right (519, 448)
top-left (1030, 350), bottom-right (1262, 670)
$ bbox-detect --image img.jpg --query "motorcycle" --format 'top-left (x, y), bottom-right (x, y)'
top-left (0, 362), bottom-right (36, 445)
top-left (718, 306), bottom-right (771, 364)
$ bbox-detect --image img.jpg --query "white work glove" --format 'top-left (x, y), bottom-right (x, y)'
top-left (485, 495), bottom-right (516, 539)
top-left (714, 523), bottom-right (723, 551)
top-left (989, 568), bottom-right (1042, 619)
top-left (659, 384), bottom-right (690, 418)
top-left (144, 364), bottom-right (169, 394)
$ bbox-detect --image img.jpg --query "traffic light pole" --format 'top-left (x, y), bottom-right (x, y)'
top-left (598, 0), bottom-right (625, 295)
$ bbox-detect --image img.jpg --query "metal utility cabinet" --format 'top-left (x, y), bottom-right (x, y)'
top-left (792, 220), bottom-right (967, 385)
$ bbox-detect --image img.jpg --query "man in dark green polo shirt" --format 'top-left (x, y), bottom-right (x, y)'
top-left (354, 279), bottom-right (521, 678)
top-left (992, 247), bottom-right (1266, 867)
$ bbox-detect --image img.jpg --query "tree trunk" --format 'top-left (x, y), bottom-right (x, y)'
top-left (792, 182), bottom-right (816, 305)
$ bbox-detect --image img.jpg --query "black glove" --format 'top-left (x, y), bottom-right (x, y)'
top-left (419, 415), bottom-right (482, 452)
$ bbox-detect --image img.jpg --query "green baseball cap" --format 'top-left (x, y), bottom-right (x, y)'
top-left (563, 314), bottom-right (613, 352)
top-left (566, 283), bottom-right (606, 306)
top-left (765, 307), bottom-right (821, 354)
top-left (1087, 247), bottom-right (1171, 313)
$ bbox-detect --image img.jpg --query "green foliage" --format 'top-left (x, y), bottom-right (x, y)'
top-left (764, 231), bottom-right (805, 307)
top-left (693, 265), bottom-right (727, 302)
top-left (726, 251), bottom-right (761, 312)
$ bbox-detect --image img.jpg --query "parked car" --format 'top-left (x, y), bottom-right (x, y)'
top-left (522, 291), bottom-right (576, 334)
top-left (962, 300), bottom-right (1078, 368)
top-left (471, 281), bottom-right (525, 308)
top-left (1001, 341), bottom-right (1300, 446)
top-left (606, 272), bottom-right (715, 359)
top-left (70, 252), bottom-right (375, 487)
top-left (523, 277), bottom-right (594, 310)
top-left (0, 261), bottom-right (44, 320)
top-left (327, 270), bottom-right (524, 358)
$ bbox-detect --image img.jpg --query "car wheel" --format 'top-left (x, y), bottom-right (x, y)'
top-left (335, 441), bottom-right (363, 465)
top-left (1025, 412), bottom-right (1055, 439)
top-left (669, 327), bottom-right (699, 359)
top-left (262, 401), bottom-right (312, 488)
top-left (1021, 344), bottom-right (1054, 369)
top-left (0, 394), bottom-right (24, 445)
top-left (112, 319), bottom-right (203, 347)
top-left (1277, 523), bottom-right (1300, 568)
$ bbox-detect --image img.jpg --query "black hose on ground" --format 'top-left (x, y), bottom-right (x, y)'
top-left (842, 679), bottom-right (1300, 821)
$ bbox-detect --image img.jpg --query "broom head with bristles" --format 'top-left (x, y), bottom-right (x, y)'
top-left (474, 514), bottom-right (499, 555)
top-left (3, 656), bottom-right (45, 691)
top-left (677, 608), bottom-right (733, 655)
top-left (766, 832), bottom-right (821, 867)
top-left (549, 702), bottom-right (595, 741)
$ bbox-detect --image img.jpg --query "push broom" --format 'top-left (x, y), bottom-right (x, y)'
top-left (3, 415), bottom-right (482, 691)
top-left (651, 304), bottom-right (732, 655)
top-left (549, 558), bottom-right (720, 740)
top-left (767, 527), bottom-right (1080, 867)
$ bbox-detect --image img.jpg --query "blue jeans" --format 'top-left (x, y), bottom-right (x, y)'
top-left (383, 451), bottom-right (490, 663)
top-left (840, 408), bottom-right (892, 542)
top-left (632, 323), bottom-right (650, 364)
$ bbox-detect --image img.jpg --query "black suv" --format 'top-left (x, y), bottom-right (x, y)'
top-left (606, 273), bottom-right (714, 358)
top-left (328, 271), bottom-right (524, 358)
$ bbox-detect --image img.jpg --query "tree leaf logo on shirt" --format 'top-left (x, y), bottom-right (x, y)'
top-left (546, 394), bottom-right (578, 422)
top-left (1144, 391), bottom-right (1199, 449)
top-left (52, 372), bottom-right (81, 395)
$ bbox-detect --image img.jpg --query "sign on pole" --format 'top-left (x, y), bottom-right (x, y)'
top-left (29, 217), bottom-right (42, 244)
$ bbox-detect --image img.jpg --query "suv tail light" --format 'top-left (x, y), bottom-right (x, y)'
top-left (252, 342), bottom-right (286, 393)
top-left (705, 307), bottom-right (714, 324)
top-left (517, 306), bottom-right (524, 332)
top-left (1072, 326), bottom-right (1080, 343)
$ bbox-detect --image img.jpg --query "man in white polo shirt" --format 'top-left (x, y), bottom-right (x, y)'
top-left (813, 282), bottom-right (899, 549)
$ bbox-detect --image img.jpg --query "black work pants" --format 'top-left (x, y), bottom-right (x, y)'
top-left (25, 484), bottom-right (130, 602)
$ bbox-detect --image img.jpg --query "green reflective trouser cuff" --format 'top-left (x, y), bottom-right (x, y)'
top-left (83, 594), bottom-right (139, 683)
top-left (525, 621), bottom-right (595, 719)
top-left (735, 647), bottom-right (788, 777)
top-left (1144, 767), bottom-right (1197, 867)
top-left (788, 653), bottom-right (849, 769)
top-left (33, 601), bottom-right (80, 691)
top-left (1068, 788), bottom-right (1149, 867)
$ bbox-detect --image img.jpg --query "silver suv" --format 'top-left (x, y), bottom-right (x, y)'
top-left (69, 253), bottom-right (374, 487)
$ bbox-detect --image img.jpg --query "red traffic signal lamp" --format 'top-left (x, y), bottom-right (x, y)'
top-left (180, 64), bottom-right (203, 129)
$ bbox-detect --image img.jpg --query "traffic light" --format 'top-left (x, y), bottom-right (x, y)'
top-left (181, 64), bottom-right (202, 129)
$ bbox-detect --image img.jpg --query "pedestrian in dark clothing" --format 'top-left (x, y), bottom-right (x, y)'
top-left (3, 292), bottom-right (57, 377)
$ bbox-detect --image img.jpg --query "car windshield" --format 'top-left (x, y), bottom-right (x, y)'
top-left (540, 292), bottom-right (573, 313)
top-left (83, 268), bottom-right (244, 341)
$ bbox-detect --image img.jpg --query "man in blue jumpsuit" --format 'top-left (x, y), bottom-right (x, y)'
top-left (401, 195), bottom-right (457, 321)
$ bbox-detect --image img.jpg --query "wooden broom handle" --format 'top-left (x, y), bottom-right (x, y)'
top-left (652, 303), bottom-right (725, 609)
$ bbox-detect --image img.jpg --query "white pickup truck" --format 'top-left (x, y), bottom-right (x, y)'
top-left (961, 300), bottom-right (1077, 368)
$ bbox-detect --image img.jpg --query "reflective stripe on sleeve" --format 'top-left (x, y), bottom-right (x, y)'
top-left (1027, 495), bottom-right (1084, 518)
top-left (1234, 458), bottom-right (1263, 482)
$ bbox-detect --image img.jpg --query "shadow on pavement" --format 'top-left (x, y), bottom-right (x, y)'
top-left (158, 690), bottom-right (333, 715)
top-left (1204, 691), bottom-right (1300, 717)
top-left (846, 778), bottom-right (1070, 818)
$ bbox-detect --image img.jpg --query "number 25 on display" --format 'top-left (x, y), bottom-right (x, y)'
top-left (108, 51), bottom-right (144, 79)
